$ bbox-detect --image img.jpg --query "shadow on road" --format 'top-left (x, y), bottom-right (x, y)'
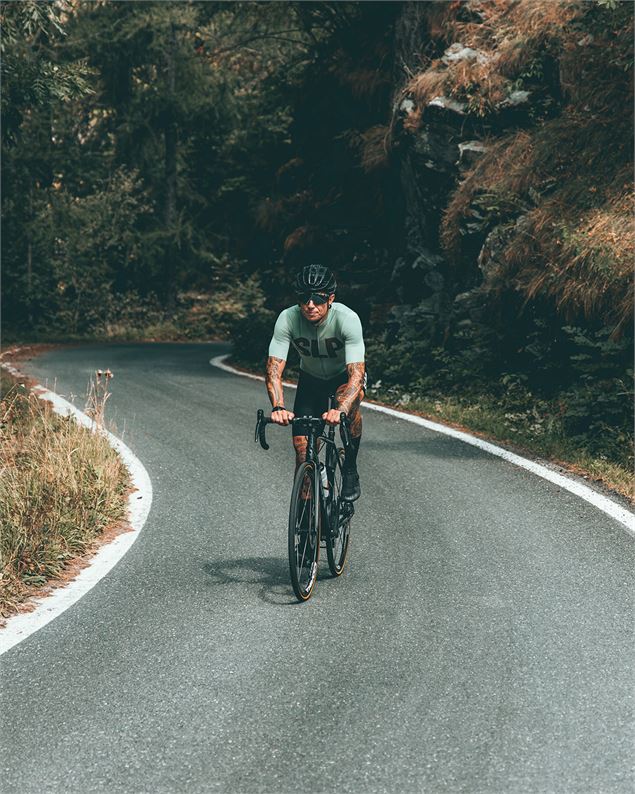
top-left (202, 556), bottom-right (301, 606)
top-left (362, 435), bottom-right (488, 460)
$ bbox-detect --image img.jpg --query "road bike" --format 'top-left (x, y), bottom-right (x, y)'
top-left (255, 404), bottom-right (355, 602)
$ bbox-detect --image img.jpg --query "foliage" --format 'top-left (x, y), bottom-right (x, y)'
top-left (2, 0), bottom-right (317, 331)
top-left (232, 308), bottom-right (277, 370)
top-left (365, 306), bottom-right (633, 472)
top-left (0, 0), bottom-right (94, 143)
top-left (2, 0), bottom-right (632, 489)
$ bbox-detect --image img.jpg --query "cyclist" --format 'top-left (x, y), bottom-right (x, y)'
top-left (266, 264), bottom-right (365, 502)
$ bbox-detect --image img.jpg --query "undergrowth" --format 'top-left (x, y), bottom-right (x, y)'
top-left (367, 384), bottom-right (633, 502)
top-left (0, 374), bottom-right (129, 619)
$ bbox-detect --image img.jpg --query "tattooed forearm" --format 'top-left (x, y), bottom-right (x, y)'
top-left (265, 356), bottom-right (286, 407)
top-left (336, 362), bottom-right (365, 415)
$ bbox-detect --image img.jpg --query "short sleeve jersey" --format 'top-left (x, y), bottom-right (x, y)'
top-left (268, 302), bottom-right (365, 380)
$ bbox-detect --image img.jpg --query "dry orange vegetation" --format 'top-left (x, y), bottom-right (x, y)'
top-left (399, 0), bottom-right (633, 333)
top-left (0, 377), bottom-right (129, 618)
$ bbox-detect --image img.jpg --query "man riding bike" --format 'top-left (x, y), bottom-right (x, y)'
top-left (266, 264), bottom-right (365, 502)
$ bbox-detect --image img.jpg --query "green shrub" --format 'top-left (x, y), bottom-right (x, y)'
top-left (231, 307), bottom-right (276, 369)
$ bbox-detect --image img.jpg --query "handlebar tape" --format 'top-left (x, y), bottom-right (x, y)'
top-left (255, 409), bottom-right (270, 450)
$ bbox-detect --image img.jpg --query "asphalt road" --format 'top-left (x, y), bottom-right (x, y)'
top-left (2, 343), bottom-right (633, 793)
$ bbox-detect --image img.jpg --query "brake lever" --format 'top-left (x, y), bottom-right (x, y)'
top-left (255, 409), bottom-right (270, 450)
top-left (339, 412), bottom-right (352, 450)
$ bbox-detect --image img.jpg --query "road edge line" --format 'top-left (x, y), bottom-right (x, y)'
top-left (210, 354), bottom-right (635, 536)
top-left (0, 362), bottom-right (153, 655)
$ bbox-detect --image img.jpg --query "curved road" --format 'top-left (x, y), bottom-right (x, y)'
top-left (2, 343), bottom-right (633, 793)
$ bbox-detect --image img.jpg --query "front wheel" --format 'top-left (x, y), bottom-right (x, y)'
top-left (288, 461), bottom-right (320, 601)
top-left (325, 448), bottom-right (352, 576)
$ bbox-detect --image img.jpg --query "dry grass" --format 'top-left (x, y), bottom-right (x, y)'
top-left (403, 0), bottom-right (635, 332)
top-left (441, 101), bottom-right (634, 329)
top-left (345, 67), bottom-right (391, 103)
top-left (406, 57), bottom-right (509, 116)
top-left (400, 1), bottom-right (628, 117)
top-left (0, 376), bottom-right (129, 618)
top-left (449, 0), bottom-right (581, 54)
top-left (283, 224), bottom-right (318, 254)
top-left (360, 124), bottom-right (390, 172)
top-left (506, 188), bottom-right (634, 330)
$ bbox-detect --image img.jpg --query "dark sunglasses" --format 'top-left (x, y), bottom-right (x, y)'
top-left (297, 292), bottom-right (330, 306)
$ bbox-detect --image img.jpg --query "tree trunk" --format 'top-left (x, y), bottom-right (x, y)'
top-left (26, 183), bottom-right (34, 326)
top-left (163, 22), bottom-right (178, 307)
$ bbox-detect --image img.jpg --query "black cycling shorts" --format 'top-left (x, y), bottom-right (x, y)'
top-left (293, 368), bottom-right (366, 421)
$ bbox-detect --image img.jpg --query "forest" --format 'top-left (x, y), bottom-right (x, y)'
top-left (2, 0), bottom-right (633, 490)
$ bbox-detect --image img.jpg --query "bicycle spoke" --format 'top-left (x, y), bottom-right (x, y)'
top-left (288, 462), bottom-right (319, 601)
top-left (325, 447), bottom-right (351, 576)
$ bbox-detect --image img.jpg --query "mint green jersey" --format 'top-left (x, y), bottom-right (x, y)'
top-left (268, 302), bottom-right (365, 380)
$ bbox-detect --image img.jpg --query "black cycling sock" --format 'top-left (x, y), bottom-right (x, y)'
top-left (345, 435), bottom-right (361, 471)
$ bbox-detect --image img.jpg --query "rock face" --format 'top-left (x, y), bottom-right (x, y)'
top-left (388, 2), bottom-right (546, 350)
top-left (441, 42), bottom-right (489, 66)
top-left (391, 5), bottom-right (474, 341)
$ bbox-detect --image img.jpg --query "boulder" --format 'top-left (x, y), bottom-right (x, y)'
top-left (412, 126), bottom-right (459, 173)
top-left (425, 95), bottom-right (468, 125)
top-left (412, 248), bottom-right (444, 272)
top-left (497, 89), bottom-right (531, 109)
top-left (458, 140), bottom-right (488, 169)
top-left (495, 89), bottom-right (535, 127)
top-left (453, 290), bottom-right (483, 311)
top-left (442, 42), bottom-right (489, 66)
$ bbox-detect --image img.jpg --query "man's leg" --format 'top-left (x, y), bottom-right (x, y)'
top-left (292, 371), bottom-right (324, 500)
top-left (293, 435), bottom-right (308, 471)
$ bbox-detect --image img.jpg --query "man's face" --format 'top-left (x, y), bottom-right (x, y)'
top-left (298, 292), bottom-right (335, 324)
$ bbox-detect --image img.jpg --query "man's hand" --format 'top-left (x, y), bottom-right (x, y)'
top-left (271, 408), bottom-right (295, 426)
top-left (322, 408), bottom-right (342, 426)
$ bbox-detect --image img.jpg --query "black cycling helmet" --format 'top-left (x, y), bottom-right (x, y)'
top-left (294, 264), bottom-right (337, 295)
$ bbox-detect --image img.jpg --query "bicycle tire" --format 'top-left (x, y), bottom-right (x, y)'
top-left (325, 447), bottom-right (352, 576)
top-left (288, 461), bottom-right (320, 601)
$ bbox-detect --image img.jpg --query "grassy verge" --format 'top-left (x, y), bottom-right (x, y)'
top-left (0, 373), bottom-right (130, 620)
top-left (231, 356), bottom-right (633, 504)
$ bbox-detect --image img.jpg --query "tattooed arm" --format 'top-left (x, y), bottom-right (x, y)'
top-left (266, 356), bottom-right (286, 408)
top-left (322, 361), bottom-right (365, 426)
top-left (337, 362), bottom-right (365, 414)
top-left (266, 310), bottom-right (294, 425)
top-left (266, 356), bottom-right (294, 425)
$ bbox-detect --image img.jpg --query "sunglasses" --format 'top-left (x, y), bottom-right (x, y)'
top-left (297, 292), bottom-right (330, 306)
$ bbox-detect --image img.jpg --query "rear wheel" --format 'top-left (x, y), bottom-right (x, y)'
top-left (325, 448), bottom-right (352, 576)
top-left (288, 461), bottom-right (320, 601)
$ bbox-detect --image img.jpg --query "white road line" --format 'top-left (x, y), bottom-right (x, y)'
top-left (210, 354), bottom-right (635, 536)
top-left (0, 362), bottom-right (153, 655)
